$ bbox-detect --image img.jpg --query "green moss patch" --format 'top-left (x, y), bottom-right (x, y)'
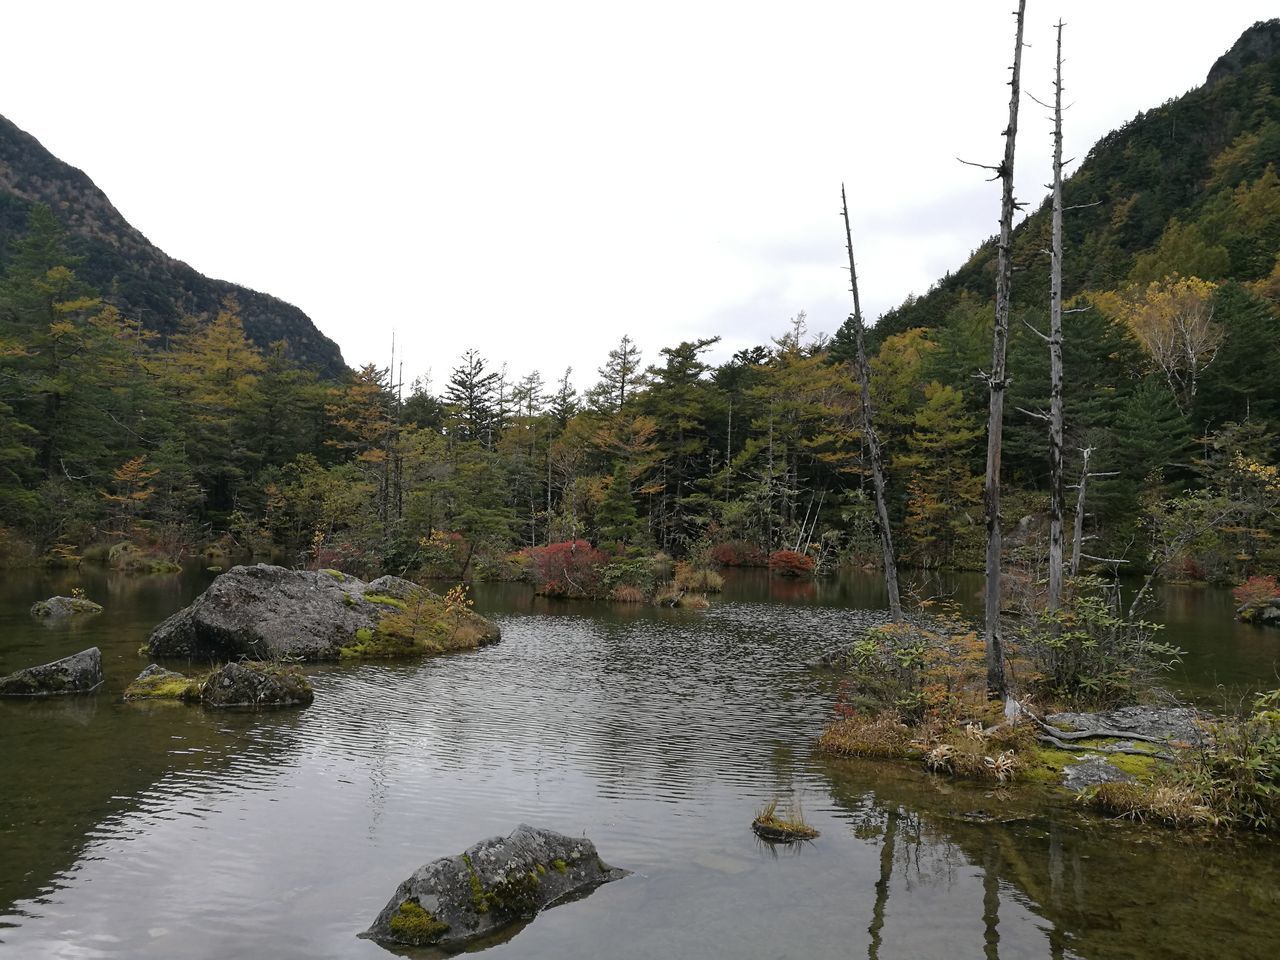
top-left (388, 899), bottom-right (449, 945)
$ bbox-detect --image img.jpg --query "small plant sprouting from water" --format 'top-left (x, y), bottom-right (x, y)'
top-left (752, 797), bottom-right (819, 842)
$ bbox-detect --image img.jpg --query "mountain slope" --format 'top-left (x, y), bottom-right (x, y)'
top-left (874, 18), bottom-right (1280, 338)
top-left (0, 114), bottom-right (346, 376)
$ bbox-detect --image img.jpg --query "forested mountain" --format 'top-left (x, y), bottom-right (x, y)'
top-left (0, 114), bottom-right (345, 375)
top-left (873, 18), bottom-right (1280, 338)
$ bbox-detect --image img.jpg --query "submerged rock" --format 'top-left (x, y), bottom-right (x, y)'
top-left (0, 647), bottom-right (103, 696)
top-left (30, 596), bottom-right (103, 617)
top-left (146, 564), bottom-right (500, 662)
top-left (362, 824), bottom-right (627, 951)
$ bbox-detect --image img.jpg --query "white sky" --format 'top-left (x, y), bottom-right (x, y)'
top-left (1, 1), bottom-right (1272, 390)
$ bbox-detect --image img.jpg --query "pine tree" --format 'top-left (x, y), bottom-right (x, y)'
top-left (443, 348), bottom-right (500, 444)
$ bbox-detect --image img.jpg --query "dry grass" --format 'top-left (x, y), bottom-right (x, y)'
top-left (1085, 781), bottom-right (1216, 828)
top-left (674, 562), bottom-right (724, 593)
top-left (609, 584), bottom-right (647, 603)
top-left (817, 711), bottom-right (914, 759)
top-left (752, 798), bottom-right (819, 841)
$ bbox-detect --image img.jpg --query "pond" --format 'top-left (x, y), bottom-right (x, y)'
top-left (1, 565), bottom-right (1278, 959)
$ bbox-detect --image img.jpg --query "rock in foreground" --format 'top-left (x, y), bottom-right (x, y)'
top-left (0, 647), bottom-right (103, 696)
top-left (362, 824), bottom-right (627, 951)
top-left (147, 564), bottom-right (501, 662)
top-left (30, 596), bottom-right (103, 617)
top-left (124, 662), bottom-right (314, 708)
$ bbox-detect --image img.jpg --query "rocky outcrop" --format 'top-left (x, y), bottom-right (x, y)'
top-left (200, 662), bottom-right (314, 707)
top-left (0, 647), bottom-right (103, 696)
top-left (146, 564), bottom-right (500, 662)
top-left (362, 825), bottom-right (627, 951)
top-left (1046, 705), bottom-right (1205, 747)
top-left (1207, 19), bottom-right (1280, 87)
top-left (30, 596), bottom-right (103, 617)
top-left (124, 661), bottom-right (313, 708)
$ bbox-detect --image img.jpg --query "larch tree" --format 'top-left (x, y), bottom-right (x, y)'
top-left (590, 334), bottom-right (644, 413)
top-left (840, 185), bottom-right (902, 618)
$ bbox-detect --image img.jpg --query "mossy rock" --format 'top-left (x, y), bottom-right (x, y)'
top-left (363, 825), bottom-right (627, 951)
top-left (124, 664), bottom-right (204, 701)
top-left (388, 900), bottom-right (450, 945)
top-left (30, 596), bottom-right (103, 617)
top-left (148, 565), bottom-right (501, 662)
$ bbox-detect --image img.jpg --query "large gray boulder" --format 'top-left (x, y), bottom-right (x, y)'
top-left (146, 564), bottom-right (500, 661)
top-left (362, 825), bottom-right (627, 951)
top-left (30, 596), bottom-right (103, 617)
top-left (0, 647), bottom-right (103, 696)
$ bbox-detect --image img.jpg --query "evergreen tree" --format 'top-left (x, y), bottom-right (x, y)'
top-left (443, 348), bottom-right (499, 444)
top-left (589, 334), bottom-right (644, 413)
top-left (596, 461), bottom-right (642, 547)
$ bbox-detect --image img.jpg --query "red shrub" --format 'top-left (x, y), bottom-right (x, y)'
top-left (768, 549), bottom-right (815, 577)
top-left (525, 540), bottom-right (608, 598)
top-left (710, 540), bottom-right (769, 567)
top-left (1233, 575), bottom-right (1280, 608)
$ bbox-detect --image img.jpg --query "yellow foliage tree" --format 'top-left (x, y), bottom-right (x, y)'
top-left (1097, 276), bottom-right (1222, 414)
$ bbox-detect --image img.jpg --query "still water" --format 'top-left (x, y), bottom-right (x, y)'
top-left (1, 565), bottom-right (1278, 959)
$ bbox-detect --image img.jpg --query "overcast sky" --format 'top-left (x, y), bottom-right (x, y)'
top-left (1, 1), bottom-right (1273, 391)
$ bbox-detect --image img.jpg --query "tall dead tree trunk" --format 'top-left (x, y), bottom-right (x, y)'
top-left (1070, 446), bottom-right (1092, 576)
top-left (841, 184), bottom-right (903, 619)
top-left (981, 0), bottom-right (1027, 698)
top-left (1047, 19), bottom-right (1066, 613)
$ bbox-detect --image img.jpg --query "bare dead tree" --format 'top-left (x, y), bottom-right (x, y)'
top-left (841, 184), bottom-right (903, 619)
top-left (1047, 20), bottom-right (1066, 612)
top-left (1070, 446), bottom-right (1092, 577)
top-left (978, 0), bottom-right (1027, 698)
top-left (1069, 446), bottom-right (1120, 575)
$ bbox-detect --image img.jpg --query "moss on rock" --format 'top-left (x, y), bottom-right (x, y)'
top-left (388, 899), bottom-right (450, 945)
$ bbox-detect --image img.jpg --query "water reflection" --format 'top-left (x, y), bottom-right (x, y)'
top-left (1, 565), bottom-right (1278, 959)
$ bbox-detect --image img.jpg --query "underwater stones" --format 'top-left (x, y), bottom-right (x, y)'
top-left (146, 564), bottom-right (500, 661)
top-left (30, 595), bottom-right (103, 617)
top-left (362, 824), bottom-right (627, 951)
top-left (0, 646), bottom-right (103, 696)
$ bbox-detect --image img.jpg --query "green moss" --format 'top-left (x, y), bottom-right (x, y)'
top-left (364, 593), bottom-right (407, 609)
top-left (146, 560), bottom-right (182, 574)
top-left (388, 899), bottom-right (449, 945)
top-left (342, 593), bottom-right (355, 607)
top-left (535, 863), bottom-right (546, 875)
top-left (552, 859), bottom-right (568, 874)
top-left (320, 568), bottom-right (345, 581)
top-left (463, 854), bottom-right (489, 913)
top-left (461, 854), bottom-right (544, 917)
top-left (123, 671), bottom-right (205, 701)
top-left (1106, 752), bottom-right (1167, 779)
